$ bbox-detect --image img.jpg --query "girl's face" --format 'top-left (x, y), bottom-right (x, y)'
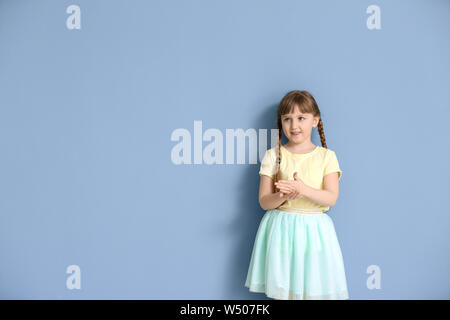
top-left (281, 106), bottom-right (319, 145)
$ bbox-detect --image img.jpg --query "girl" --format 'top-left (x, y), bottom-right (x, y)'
top-left (244, 90), bottom-right (349, 300)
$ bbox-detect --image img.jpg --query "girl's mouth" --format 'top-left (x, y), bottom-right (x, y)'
top-left (291, 132), bottom-right (301, 136)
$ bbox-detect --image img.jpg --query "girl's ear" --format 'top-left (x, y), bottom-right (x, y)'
top-left (313, 116), bottom-right (320, 127)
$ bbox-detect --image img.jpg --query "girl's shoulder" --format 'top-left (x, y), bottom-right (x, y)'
top-left (315, 146), bottom-right (339, 163)
top-left (318, 146), bottom-right (335, 156)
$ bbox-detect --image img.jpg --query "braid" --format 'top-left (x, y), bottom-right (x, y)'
top-left (275, 124), bottom-right (282, 193)
top-left (317, 118), bottom-right (327, 149)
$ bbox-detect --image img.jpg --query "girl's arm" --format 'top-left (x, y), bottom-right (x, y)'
top-left (259, 175), bottom-right (288, 210)
top-left (301, 172), bottom-right (340, 207)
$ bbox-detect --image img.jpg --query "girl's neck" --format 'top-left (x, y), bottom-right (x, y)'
top-left (284, 141), bottom-right (316, 153)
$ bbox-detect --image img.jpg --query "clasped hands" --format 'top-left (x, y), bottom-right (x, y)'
top-left (274, 172), bottom-right (306, 200)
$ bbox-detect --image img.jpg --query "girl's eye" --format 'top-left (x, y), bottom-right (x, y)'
top-left (283, 117), bottom-right (304, 121)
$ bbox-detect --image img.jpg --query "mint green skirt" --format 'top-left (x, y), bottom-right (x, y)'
top-left (245, 209), bottom-right (349, 300)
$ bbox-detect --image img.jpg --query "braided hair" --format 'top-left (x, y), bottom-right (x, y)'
top-left (274, 90), bottom-right (328, 187)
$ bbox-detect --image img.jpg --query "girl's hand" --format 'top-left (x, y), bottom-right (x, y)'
top-left (275, 172), bottom-right (306, 200)
top-left (279, 190), bottom-right (299, 200)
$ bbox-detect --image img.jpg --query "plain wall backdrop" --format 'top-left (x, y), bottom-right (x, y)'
top-left (0, 0), bottom-right (449, 299)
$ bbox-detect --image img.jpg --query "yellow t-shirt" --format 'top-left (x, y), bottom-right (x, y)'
top-left (259, 145), bottom-right (342, 213)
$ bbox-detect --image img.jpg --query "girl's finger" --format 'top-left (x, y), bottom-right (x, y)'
top-left (282, 186), bottom-right (295, 193)
top-left (277, 187), bottom-right (287, 192)
top-left (275, 184), bottom-right (292, 190)
top-left (277, 184), bottom-right (294, 191)
top-left (281, 190), bottom-right (295, 199)
top-left (277, 187), bottom-right (292, 194)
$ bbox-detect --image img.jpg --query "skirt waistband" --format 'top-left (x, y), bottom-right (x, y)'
top-left (275, 207), bottom-right (324, 214)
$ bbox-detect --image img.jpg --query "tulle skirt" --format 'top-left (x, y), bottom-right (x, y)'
top-left (245, 209), bottom-right (349, 300)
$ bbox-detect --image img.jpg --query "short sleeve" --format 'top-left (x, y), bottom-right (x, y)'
top-left (259, 149), bottom-right (277, 180)
top-left (324, 150), bottom-right (342, 180)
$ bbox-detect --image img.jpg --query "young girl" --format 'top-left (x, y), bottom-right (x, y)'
top-left (245, 90), bottom-right (349, 300)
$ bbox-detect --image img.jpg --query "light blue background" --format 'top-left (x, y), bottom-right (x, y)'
top-left (1, 0), bottom-right (449, 299)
